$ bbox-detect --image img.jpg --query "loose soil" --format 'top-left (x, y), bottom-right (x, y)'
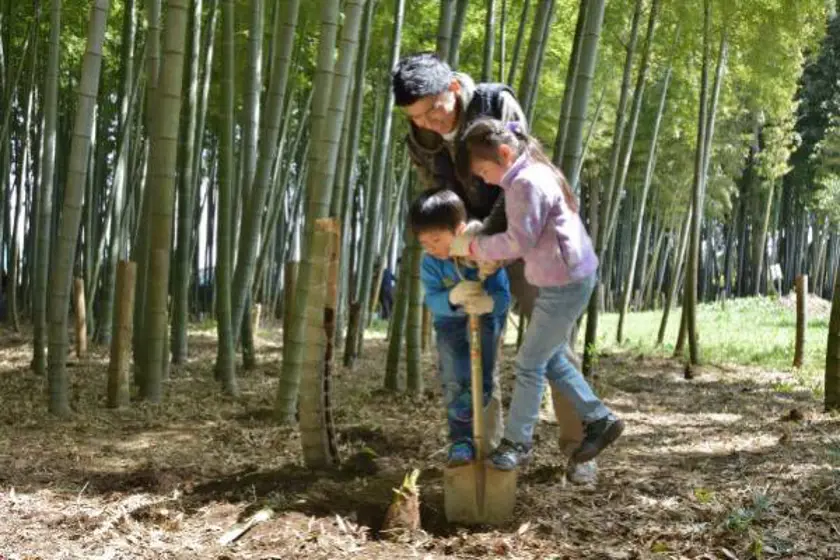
top-left (0, 325), bottom-right (838, 559)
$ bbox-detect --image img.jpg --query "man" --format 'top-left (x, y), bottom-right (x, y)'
top-left (392, 53), bottom-right (597, 483)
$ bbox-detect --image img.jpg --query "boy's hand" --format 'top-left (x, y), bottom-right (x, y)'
top-left (450, 233), bottom-right (474, 257)
top-left (462, 292), bottom-right (494, 316)
top-left (449, 280), bottom-right (483, 307)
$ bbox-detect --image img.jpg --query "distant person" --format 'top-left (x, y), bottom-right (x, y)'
top-left (450, 118), bottom-right (625, 471)
top-left (379, 266), bottom-right (395, 320)
top-left (410, 189), bottom-right (510, 466)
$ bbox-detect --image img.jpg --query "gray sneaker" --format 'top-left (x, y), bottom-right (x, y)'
top-left (487, 438), bottom-right (533, 471)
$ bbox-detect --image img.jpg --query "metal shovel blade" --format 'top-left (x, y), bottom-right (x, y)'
top-left (443, 315), bottom-right (516, 525)
top-left (443, 462), bottom-right (482, 524)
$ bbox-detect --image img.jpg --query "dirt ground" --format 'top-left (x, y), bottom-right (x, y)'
top-left (1, 325), bottom-right (839, 560)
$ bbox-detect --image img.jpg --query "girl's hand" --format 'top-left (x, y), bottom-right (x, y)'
top-left (477, 260), bottom-right (501, 278)
top-left (450, 233), bottom-right (474, 257)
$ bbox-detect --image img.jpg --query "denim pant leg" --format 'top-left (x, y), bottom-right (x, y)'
top-left (545, 345), bottom-right (609, 423)
top-left (435, 317), bottom-right (472, 442)
top-left (504, 273), bottom-right (608, 445)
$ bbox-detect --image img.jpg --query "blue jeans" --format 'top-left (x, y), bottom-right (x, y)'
top-left (505, 273), bottom-right (609, 445)
top-left (436, 314), bottom-right (504, 442)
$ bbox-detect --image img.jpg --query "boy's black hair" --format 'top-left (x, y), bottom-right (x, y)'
top-left (409, 189), bottom-right (467, 235)
top-left (392, 53), bottom-right (453, 107)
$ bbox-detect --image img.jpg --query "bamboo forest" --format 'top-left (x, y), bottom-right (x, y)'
top-left (2, 0), bottom-right (840, 557)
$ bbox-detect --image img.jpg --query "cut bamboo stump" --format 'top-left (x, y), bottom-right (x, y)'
top-left (421, 305), bottom-right (432, 353)
top-left (793, 274), bottom-right (807, 368)
top-left (299, 218), bottom-right (340, 468)
top-left (108, 261), bottom-right (137, 408)
top-left (252, 303), bottom-right (262, 332)
top-left (74, 277), bottom-right (87, 358)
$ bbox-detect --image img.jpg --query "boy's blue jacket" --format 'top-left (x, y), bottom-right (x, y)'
top-left (420, 254), bottom-right (510, 318)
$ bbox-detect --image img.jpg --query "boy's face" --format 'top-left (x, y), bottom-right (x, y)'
top-left (417, 223), bottom-right (466, 259)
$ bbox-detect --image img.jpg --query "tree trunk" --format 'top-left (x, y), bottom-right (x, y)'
top-left (230, 0), bottom-right (301, 339)
top-left (506, 0), bottom-right (530, 86)
top-left (497, 0), bottom-right (506, 82)
top-left (448, 0), bottom-right (469, 68)
top-left (215, 0), bottom-right (238, 395)
top-left (825, 262), bottom-right (840, 411)
top-left (140, 0), bottom-right (190, 402)
top-left (132, 0), bottom-right (161, 385)
top-left (436, 0), bottom-right (455, 62)
top-left (686, 19), bottom-right (727, 366)
top-left (560, 0), bottom-right (606, 191)
top-left (353, 1), bottom-right (405, 364)
top-left (405, 173), bottom-right (424, 394)
top-left (753, 180), bottom-right (775, 296)
top-left (616, 12), bottom-right (669, 343)
top-left (605, 0), bottom-right (664, 247)
top-left (172, 0), bottom-right (203, 363)
top-left (298, 0), bottom-right (366, 461)
top-left (32, 0), bottom-right (61, 375)
top-left (335, 0), bottom-right (375, 352)
top-left (46, 0), bottom-right (110, 417)
top-left (277, 0), bottom-right (371, 423)
top-left (657, 207), bottom-right (690, 346)
top-left (482, 0), bottom-right (496, 82)
top-left (598, 0), bottom-right (642, 252)
top-left (517, 0), bottom-right (554, 120)
top-left (384, 236), bottom-right (412, 390)
top-left (553, 0), bottom-right (586, 166)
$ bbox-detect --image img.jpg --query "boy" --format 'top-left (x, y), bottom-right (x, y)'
top-left (409, 189), bottom-right (510, 466)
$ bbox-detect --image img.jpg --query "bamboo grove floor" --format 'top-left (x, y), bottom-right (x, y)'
top-left (0, 318), bottom-right (838, 559)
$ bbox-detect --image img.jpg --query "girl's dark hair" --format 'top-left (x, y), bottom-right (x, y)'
top-left (409, 188), bottom-right (467, 235)
top-left (461, 118), bottom-right (579, 213)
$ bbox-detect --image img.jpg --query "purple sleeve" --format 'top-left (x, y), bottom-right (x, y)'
top-left (473, 176), bottom-right (548, 261)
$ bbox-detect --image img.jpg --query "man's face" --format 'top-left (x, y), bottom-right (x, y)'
top-left (402, 80), bottom-right (460, 136)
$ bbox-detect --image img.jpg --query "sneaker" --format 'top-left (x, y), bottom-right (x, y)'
top-left (566, 459), bottom-right (598, 485)
top-left (447, 439), bottom-right (475, 467)
top-left (572, 413), bottom-right (625, 463)
top-left (487, 438), bottom-right (533, 471)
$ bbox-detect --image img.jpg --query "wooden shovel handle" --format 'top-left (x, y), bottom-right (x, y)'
top-left (469, 314), bottom-right (485, 461)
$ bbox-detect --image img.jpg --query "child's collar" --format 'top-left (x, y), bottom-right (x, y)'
top-left (501, 152), bottom-right (530, 188)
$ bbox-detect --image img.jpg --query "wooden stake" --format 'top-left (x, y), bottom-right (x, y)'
top-left (794, 274), bottom-right (807, 368)
top-left (108, 261), bottom-right (137, 408)
top-left (74, 277), bottom-right (87, 358)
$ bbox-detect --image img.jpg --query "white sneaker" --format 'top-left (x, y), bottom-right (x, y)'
top-left (566, 459), bottom-right (597, 485)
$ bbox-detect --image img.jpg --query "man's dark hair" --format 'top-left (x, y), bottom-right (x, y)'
top-left (392, 53), bottom-right (453, 107)
top-left (409, 188), bottom-right (467, 235)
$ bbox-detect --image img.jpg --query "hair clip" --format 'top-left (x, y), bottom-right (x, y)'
top-left (505, 121), bottom-right (523, 134)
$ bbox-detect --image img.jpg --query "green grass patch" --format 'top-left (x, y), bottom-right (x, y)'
top-left (597, 296), bottom-right (829, 388)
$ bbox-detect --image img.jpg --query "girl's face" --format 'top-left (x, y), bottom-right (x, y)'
top-left (470, 143), bottom-right (516, 186)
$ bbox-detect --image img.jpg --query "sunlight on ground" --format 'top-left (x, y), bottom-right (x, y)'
top-left (596, 296), bottom-right (830, 391)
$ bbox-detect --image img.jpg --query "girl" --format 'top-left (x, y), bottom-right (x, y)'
top-left (449, 118), bottom-right (624, 470)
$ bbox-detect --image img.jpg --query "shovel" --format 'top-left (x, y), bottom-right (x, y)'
top-left (444, 313), bottom-right (516, 525)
